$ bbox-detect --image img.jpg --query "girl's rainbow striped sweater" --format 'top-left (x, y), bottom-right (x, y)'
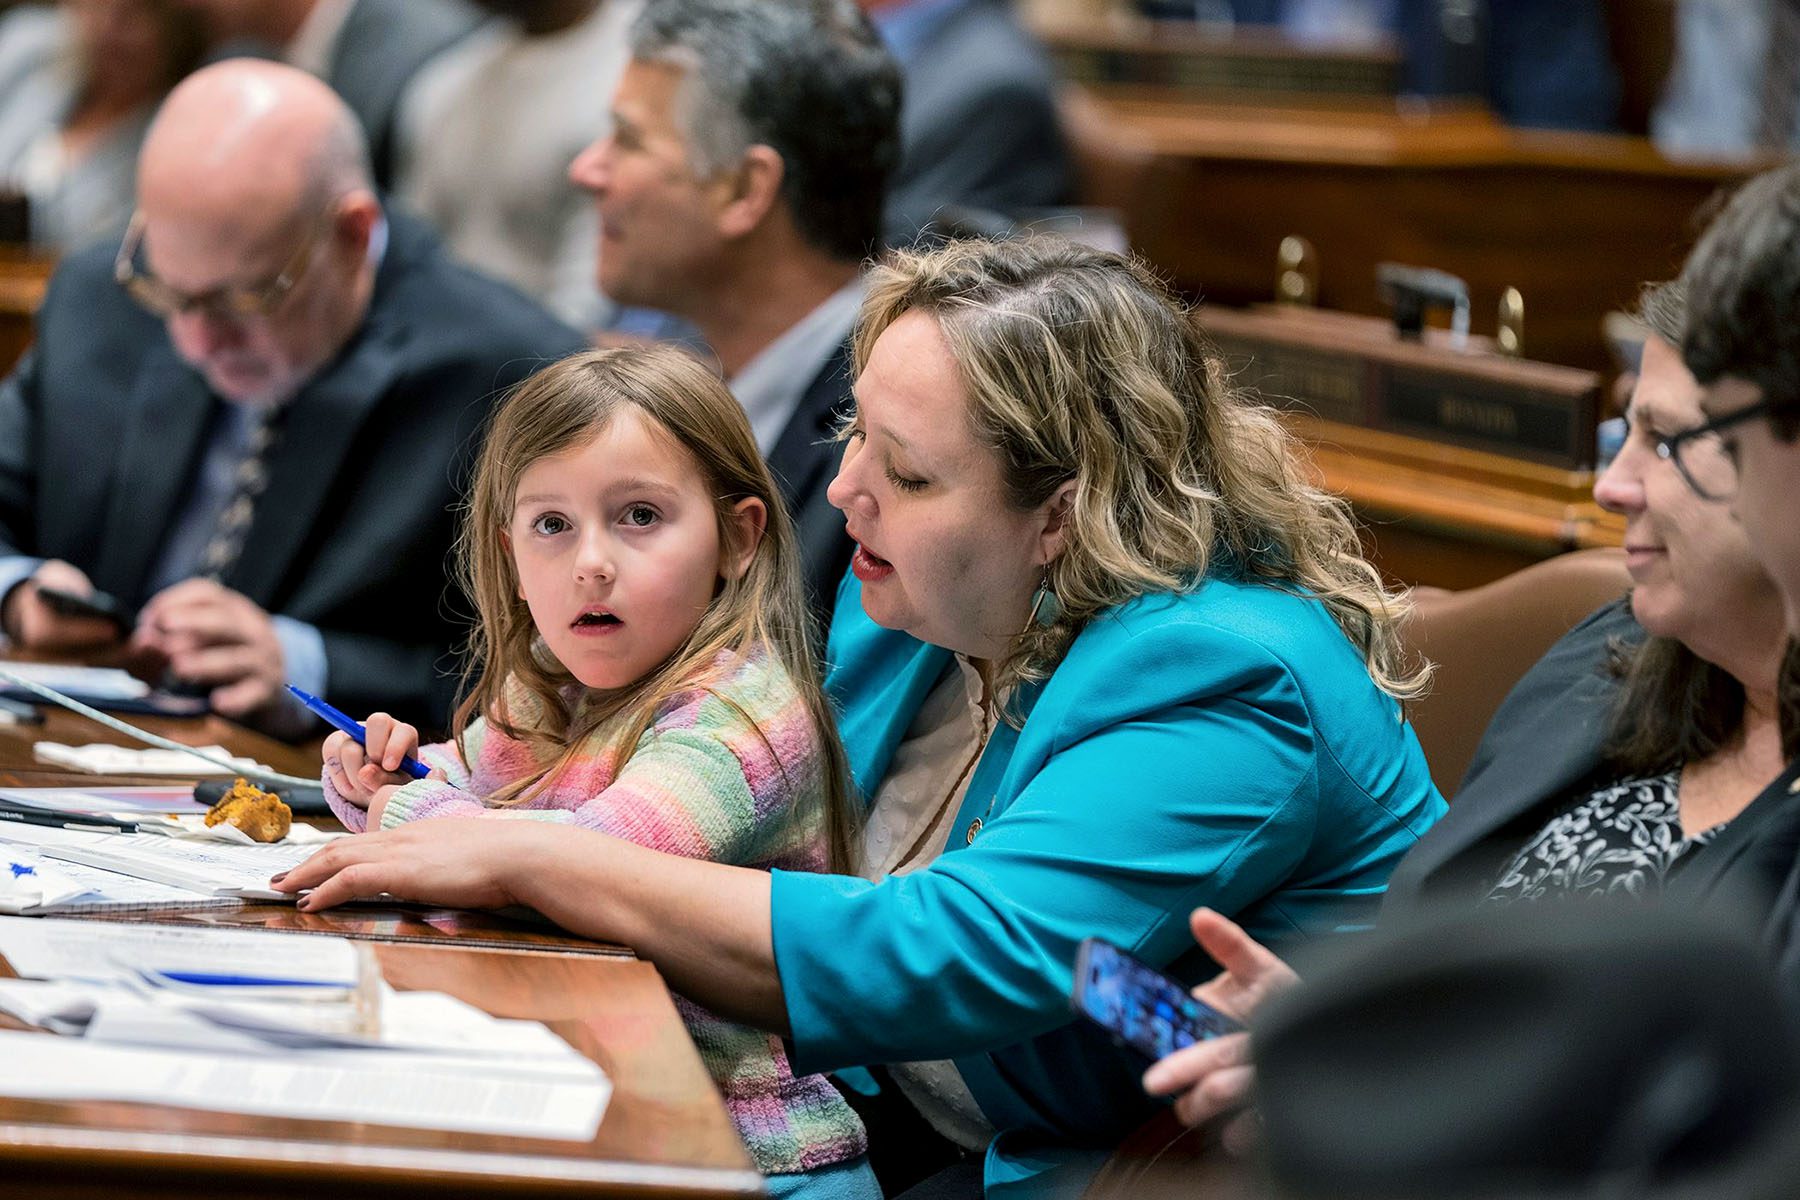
top-left (323, 649), bottom-right (867, 1177)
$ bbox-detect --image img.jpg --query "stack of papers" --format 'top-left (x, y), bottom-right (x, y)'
top-left (0, 919), bottom-right (611, 1140)
top-left (0, 847), bottom-right (222, 915)
top-left (0, 822), bottom-right (318, 899)
top-left (0, 786), bottom-right (208, 815)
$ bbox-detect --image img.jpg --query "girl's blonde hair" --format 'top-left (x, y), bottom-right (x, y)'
top-left (454, 346), bottom-right (856, 869)
top-left (854, 236), bottom-right (1429, 715)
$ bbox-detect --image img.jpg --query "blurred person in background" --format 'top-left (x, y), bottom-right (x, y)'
top-left (1136, 0), bottom-right (1621, 133)
top-left (0, 60), bottom-right (585, 734)
top-left (859, 0), bottom-right (1071, 241)
top-left (392, 0), bottom-right (640, 328)
top-left (1654, 0), bottom-right (1800, 160)
top-left (566, 0), bottom-right (900, 629)
top-left (172, 0), bottom-right (480, 188)
top-left (0, 0), bottom-right (205, 251)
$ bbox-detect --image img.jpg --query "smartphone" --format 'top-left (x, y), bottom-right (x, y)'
top-left (1071, 937), bottom-right (1243, 1061)
top-left (34, 584), bottom-right (133, 628)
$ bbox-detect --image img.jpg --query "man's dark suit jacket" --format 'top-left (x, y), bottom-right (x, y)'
top-left (885, 0), bottom-right (1072, 239)
top-left (0, 210), bottom-right (587, 728)
top-left (1384, 598), bottom-right (1800, 936)
top-left (328, 0), bottom-right (478, 188)
top-left (768, 337), bottom-right (855, 639)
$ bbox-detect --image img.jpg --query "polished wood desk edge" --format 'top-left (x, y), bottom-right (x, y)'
top-left (83, 909), bottom-right (636, 957)
top-left (1288, 415), bottom-right (1606, 495)
top-left (1079, 86), bottom-right (1769, 178)
top-left (0, 1123), bottom-right (765, 1196)
top-left (1285, 416), bottom-right (1625, 555)
top-left (1204, 304), bottom-right (1601, 391)
top-left (1328, 474), bottom-right (1622, 554)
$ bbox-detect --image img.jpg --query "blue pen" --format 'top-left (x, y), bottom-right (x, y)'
top-left (147, 970), bottom-right (349, 989)
top-left (286, 685), bottom-right (431, 779)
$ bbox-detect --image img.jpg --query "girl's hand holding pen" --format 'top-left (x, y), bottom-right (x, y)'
top-left (322, 713), bottom-right (441, 811)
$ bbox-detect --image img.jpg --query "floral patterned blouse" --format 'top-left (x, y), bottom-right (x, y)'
top-left (1486, 771), bottom-right (1724, 903)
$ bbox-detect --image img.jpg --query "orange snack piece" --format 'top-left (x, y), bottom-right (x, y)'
top-left (204, 777), bottom-right (292, 843)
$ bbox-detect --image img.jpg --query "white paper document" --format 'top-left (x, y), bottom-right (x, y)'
top-left (0, 919), bottom-right (613, 1140)
top-left (0, 1030), bottom-right (611, 1140)
top-left (0, 847), bottom-right (216, 915)
top-left (0, 823), bottom-right (316, 899)
top-left (139, 814), bottom-right (342, 846)
top-left (0, 916), bottom-right (360, 986)
top-left (0, 972), bottom-right (584, 1062)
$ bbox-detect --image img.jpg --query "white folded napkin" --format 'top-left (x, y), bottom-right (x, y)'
top-left (137, 814), bottom-right (342, 846)
top-left (32, 742), bottom-right (268, 778)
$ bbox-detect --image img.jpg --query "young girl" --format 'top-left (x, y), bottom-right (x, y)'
top-left (318, 347), bottom-right (874, 1199)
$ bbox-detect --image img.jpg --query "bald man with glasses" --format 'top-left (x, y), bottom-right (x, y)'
top-left (0, 59), bottom-right (585, 736)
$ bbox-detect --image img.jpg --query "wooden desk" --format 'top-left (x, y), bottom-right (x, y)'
top-left (1077, 86), bottom-right (1760, 375)
top-left (0, 667), bottom-right (759, 1194)
top-left (0, 701), bottom-right (321, 785)
top-left (1292, 415), bottom-right (1623, 590)
top-left (0, 941), bottom-right (761, 1198)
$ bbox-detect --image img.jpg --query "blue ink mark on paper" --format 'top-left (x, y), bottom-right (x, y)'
top-left (8, 861), bottom-right (35, 877)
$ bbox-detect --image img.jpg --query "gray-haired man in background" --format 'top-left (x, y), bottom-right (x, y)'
top-left (568, 0), bottom-right (903, 629)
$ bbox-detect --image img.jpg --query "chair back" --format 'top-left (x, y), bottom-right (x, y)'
top-left (1404, 547), bottom-right (1630, 796)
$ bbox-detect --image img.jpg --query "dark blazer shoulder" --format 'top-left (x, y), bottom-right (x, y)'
top-left (372, 211), bottom-right (588, 373)
top-left (789, 338), bottom-right (854, 443)
top-left (889, 0), bottom-right (1071, 222)
top-left (1382, 597), bottom-right (1639, 913)
top-left (769, 334), bottom-right (855, 636)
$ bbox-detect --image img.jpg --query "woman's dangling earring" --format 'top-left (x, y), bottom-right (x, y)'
top-left (1028, 566), bottom-right (1062, 628)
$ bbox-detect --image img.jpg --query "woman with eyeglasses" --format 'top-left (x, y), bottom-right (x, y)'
top-left (1144, 278), bottom-right (1798, 1135)
top-left (1679, 160), bottom-right (1800, 1010)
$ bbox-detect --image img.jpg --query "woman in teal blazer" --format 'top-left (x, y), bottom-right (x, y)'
top-left (281, 237), bottom-right (1445, 1197)
top-left (787, 571), bottom-right (1443, 1193)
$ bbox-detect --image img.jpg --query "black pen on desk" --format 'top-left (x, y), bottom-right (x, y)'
top-left (0, 803), bottom-right (139, 833)
top-left (285, 685), bottom-right (431, 780)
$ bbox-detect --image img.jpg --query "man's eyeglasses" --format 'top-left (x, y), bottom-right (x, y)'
top-left (1653, 397), bottom-right (1774, 501)
top-left (113, 210), bottom-right (333, 322)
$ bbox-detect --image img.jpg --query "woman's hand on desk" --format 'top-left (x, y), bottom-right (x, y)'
top-left (272, 819), bottom-right (538, 911)
top-left (1141, 908), bottom-right (1300, 1151)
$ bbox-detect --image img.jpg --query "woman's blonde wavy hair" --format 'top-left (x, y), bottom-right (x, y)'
top-left (453, 346), bottom-right (856, 870)
top-left (853, 236), bottom-right (1429, 715)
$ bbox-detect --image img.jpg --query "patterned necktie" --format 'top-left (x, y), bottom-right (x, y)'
top-left (196, 402), bottom-right (287, 582)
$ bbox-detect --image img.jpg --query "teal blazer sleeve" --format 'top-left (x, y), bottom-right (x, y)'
top-left (775, 578), bottom-right (1444, 1107)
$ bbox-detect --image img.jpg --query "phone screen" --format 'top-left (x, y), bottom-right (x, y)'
top-left (1072, 938), bottom-right (1243, 1060)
